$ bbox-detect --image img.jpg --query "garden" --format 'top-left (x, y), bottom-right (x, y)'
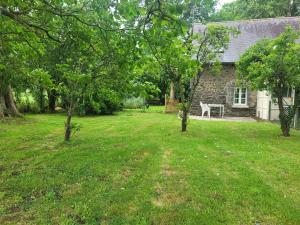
top-left (1, 1), bottom-right (300, 224)
top-left (1, 107), bottom-right (300, 224)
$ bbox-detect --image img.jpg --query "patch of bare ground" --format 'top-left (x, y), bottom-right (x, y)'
top-left (124, 150), bottom-right (150, 176)
top-left (115, 150), bottom-right (150, 187)
top-left (152, 182), bottom-right (185, 207)
top-left (161, 164), bottom-right (176, 177)
top-left (113, 143), bottom-right (128, 148)
top-left (46, 128), bottom-right (63, 138)
top-left (152, 150), bottom-right (185, 208)
top-left (122, 167), bottom-right (132, 178)
top-left (0, 214), bottom-right (20, 224)
top-left (37, 128), bottom-right (63, 151)
top-left (133, 150), bottom-right (149, 162)
top-left (14, 145), bottom-right (31, 151)
top-left (0, 212), bottom-right (35, 225)
top-left (124, 202), bottom-right (138, 217)
top-left (0, 117), bottom-right (37, 125)
top-left (63, 183), bottom-right (82, 197)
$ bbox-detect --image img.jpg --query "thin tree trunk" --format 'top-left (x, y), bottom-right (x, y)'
top-left (170, 81), bottom-right (175, 100)
top-left (181, 108), bottom-right (188, 132)
top-left (0, 82), bottom-right (7, 118)
top-left (288, 0), bottom-right (297, 16)
top-left (48, 89), bottom-right (56, 112)
top-left (277, 95), bottom-right (290, 137)
top-left (179, 72), bottom-right (203, 132)
top-left (39, 88), bottom-right (45, 113)
top-left (0, 94), bottom-right (6, 118)
top-left (178, 79), bottom-right (189, 132)
top-left (4, 85), bottom-right (22, 117)
top-left (64, 109), bottom-right (72, 141)
top-left (287, 1), bottom-right (292, 16)
top-left (64, 99), bottom-right (73, 141)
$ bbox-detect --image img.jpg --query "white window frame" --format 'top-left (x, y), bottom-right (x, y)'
top-left (233, 87), bottom-right (248, 106)
top-left (283, 87), bottom-right (293, 98)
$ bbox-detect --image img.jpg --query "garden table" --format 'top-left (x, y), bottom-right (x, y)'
top-left (207, 104), bottom-right (224, 118)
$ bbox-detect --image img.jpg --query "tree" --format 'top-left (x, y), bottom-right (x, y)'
top-left (28, 69), bottom-right (53, 113)
top-left (122, 0), bottom-right (220, 106)
top-left (141, 1), bottom-right (234, 131)
top-left (154, 26), bottom-right (233, 132)
top-left (52, 4), bottom-right (137, 140)
top-left (0, 22), bottom-right (39, 117)
top-left (212, 0), bottom-right (300, 21)
top-left (237, 26), bottom-right (300, 136)
top-left (0, 0), bottom-right (73, 117)
top-left (57, 63), bottom-right (91, 141)
top-left (130, 54), bottom-right (164, 105)
top-left (0, 0), bottom-right (135, 118)
top-left (0, 0), bottom-right (139, 144)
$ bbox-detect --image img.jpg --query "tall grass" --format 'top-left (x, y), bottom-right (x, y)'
top-left (123, 97), bottom-right (145, 109)
top-left (17, 92), bottom-right (40, 113)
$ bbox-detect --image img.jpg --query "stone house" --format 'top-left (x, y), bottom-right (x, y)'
top-left (190, 17), bottom-right (300, 120)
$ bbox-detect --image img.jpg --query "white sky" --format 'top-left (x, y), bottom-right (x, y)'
top-left (217, 0), bottom-right (236, 10)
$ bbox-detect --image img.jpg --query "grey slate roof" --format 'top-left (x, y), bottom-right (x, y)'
top-left (193, 17), bottom-right (300, 63)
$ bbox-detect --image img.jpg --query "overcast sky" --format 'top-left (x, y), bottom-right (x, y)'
top-left (217, 0), bottom-right (236, 10)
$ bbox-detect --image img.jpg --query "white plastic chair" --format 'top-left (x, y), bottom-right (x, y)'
top-left (200, 101), bottom-right (210, 118)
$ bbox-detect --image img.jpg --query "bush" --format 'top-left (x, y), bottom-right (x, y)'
top-left (17, 92), bottom-right (41, 113)
top-left (123, 97), bottom-right (145, 109)
top-left (17, 101), bottom-right (40, 113)
top-left (76, 89), bottom-right (123, 115)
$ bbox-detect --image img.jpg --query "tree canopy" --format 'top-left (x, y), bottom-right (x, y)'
top-left (1, 0), bottom-right (141, 139)
top-left (237, 26), bottom-right (300, 136)
top-left (212, 0), bottom-right (300, 21)
top-left (138, 0), bottom-right (235, 131)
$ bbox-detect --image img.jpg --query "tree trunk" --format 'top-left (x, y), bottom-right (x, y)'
top-left (4, 85), bottom-right (22, 117)
top-left (181, 108), bottom-right (188, 132)
top-left (289, 1), bottom-right (298, 16)
top-left (281, 123), bottom-right (291, 137)
top-left (48, 89), bottom-right (56, 112)
top-left (277, 95), bottom-right (290, 137)
top-left (0, 94), bottom-right (6, 118)
top-left (178, 79), bottom-right (189, 132)
top-left (170, 81), bottom-right (175, 100)
top-left (178, 71), bottom-right (203, 133)
top-left (64, 109), bottom-right (72, 141)
top-left (39, 88), bottom-right (45, 113)
top-left (64, 97), bottom-right (74, 141)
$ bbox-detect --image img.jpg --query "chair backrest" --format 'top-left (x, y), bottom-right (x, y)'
top-left (200, 101), bottom-right (209, 111)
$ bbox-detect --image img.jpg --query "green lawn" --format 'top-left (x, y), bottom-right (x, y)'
top-left (1, 107), bottom-right (300, 225)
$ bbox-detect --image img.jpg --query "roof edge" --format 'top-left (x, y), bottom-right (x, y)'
top-left (193, 16), bottom-right (300, 26)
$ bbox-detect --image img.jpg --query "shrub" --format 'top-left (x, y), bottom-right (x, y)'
top-left (17, 92), bottom-right (41, 113)
top-left (17, 101), bottom-right (40, 113)
top-left (76, 89), bottom-right (123, 115)
top-left (123, 97), bottom-right (145, 109)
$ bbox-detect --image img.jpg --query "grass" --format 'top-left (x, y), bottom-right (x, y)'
top-left (0, 106), bottom-right (300, 225)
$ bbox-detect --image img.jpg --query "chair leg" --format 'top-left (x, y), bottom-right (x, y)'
top-left (208, 109), bottom-right (211, 119)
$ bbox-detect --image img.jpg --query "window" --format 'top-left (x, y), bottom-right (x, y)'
top-left (283, 87), bottom-right (292, 98)
top-left (234, 87), bottom-right (247, 106)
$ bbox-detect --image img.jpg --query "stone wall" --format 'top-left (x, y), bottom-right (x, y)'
top-left (190, 64), bottom-right (257, 117)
